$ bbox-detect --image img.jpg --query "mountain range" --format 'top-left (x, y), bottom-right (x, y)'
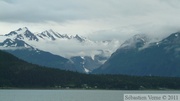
top-left (0, 27), bottom-right (119, 73)
top-left (1, 27), bottom-right (180, 77)
top-left (93, 32), bottom-right (180, 77)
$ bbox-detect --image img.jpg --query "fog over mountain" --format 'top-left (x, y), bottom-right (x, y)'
top-left (0, 27), bottom-right (120, 58)
top-left (93, 31), bottom-right (180, 77)
top-left (0, 27), bottom-right (120, 73)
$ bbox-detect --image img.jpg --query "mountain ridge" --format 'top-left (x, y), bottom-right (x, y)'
top-left (0, 27), bottom-right (120, 73)
top-left (93, 32), bottom-right (180, 77)
top-left (1, 27), bottom-right (119, 58)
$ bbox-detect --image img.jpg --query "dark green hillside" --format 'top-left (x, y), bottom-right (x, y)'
top-left (1, 50), bottom-right (180, 90)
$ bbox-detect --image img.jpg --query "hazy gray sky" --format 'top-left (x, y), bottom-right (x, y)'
top-left (1, 0), bottom-right (180, 40)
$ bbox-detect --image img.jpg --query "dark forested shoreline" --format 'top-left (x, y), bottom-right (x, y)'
top-left (1, 50), bottom-right (180, 90)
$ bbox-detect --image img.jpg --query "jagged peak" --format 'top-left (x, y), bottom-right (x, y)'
top-left (5, 27), bottom-right (30, 36)
top-left (73, 34), bottom-right (86, 42)
top-left (63, 34), bottom-right (71, 39)
top-left (17, 27), bottom-right (28, 31)
top-left (38, 29), bottom-right (63, 40)
top-left (5, 27), bottom-right (39, 41)
top-left (38, 30), bottom-right (86, 41)
top-left (48, 29), bottom-right (56, 33)
top-left (0, 38), bottom-right (33, 48)
top-left (42, 29), bottom-right (56, 34)
top-left (15, 27), bottom-right (30, 35)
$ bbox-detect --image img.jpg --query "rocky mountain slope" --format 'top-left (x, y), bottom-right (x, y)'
top-left (93, 32), bottom-right (180, 77)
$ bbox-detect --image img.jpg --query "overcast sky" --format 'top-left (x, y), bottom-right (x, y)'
top-left (1, 0), bottom-right (180, 41)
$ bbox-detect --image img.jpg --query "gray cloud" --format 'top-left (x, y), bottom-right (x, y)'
top-left (1, 0), bottom-right (15, 3)
top-left (1, 0), bottom-right (180, 41)
top-left (0, 0), bottom-right (118, 22)
top-left (0, 0), bottom-right (170, 23)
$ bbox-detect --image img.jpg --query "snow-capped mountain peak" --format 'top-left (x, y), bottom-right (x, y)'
top-left (37, 30), bottom-right (57, 40)
top-left (73, 34), bottom-right (85, 42)
top-left (5, 27), bottom-right (39, 41)
top-left (0, 27), bottom-right (120, 62)
top-left (120, 34), bottom-right (150, 49)
top-left (17, 27), bottom-right (28, 32)
top-left (5, 27), bottom-right (28, 36)
top-left (37, 30), bottom-right (88, 42)
top-left (0, 38), bottom-right (33, 49)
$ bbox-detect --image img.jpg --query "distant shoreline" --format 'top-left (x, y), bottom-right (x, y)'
top-left (0, 87), bottom-right (178, 91)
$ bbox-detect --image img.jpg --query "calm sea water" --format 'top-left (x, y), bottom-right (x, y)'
top-left (0, 90), bottom-right (179, 101)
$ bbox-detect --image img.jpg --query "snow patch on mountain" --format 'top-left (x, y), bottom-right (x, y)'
top-left (0, 27), bottom-right (121, 61)
top-left (120, 34), bottom-right (149, 48)
top-left (84, 67), bottom-right (90, 73)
